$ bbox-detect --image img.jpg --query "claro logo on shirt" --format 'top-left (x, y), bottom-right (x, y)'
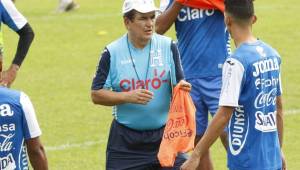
top-left (119, 69), bottom-right (168, 91)
top-left (228, 105), bottom-right (249, 156)
top-left (0, 104), bottom-right (14, 117)
top-left (177, 8), bottom-right (214, 22)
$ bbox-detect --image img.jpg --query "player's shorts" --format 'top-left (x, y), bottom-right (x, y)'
top-left (187, 76), bottom-right (223, 135)
top-left (106, 119), bottom-right (187, 170)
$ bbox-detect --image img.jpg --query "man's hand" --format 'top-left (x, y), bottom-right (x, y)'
top-left (125, 89), bottom-right (154, 105)
top-left (0, 64), bottom-right (19, 87)
top-left (282, 150), bottom-right (287, 170)
top-left (178, 80), bottom-right (192, 92)
top-left (180, 154), bottom-right (200, 170)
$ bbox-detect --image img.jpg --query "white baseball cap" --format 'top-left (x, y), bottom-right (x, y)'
top-left (122, 0), bottom-right (158, 14)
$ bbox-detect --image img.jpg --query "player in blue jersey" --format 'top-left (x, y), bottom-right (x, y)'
top-left (0, 0), bottom-right (34, 87)
top-left (156, 0), bottom-right (230, 169)
top-left (91, 0), bottom-right (191, 169)
top-left (0, 87), bottom-right (48, 168)
top-left (180, 0), bottom-right (287, 170)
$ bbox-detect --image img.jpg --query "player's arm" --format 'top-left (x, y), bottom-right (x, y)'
top-left (20, 92), bottom-right (48, 169)
top-left (91, 89), bottom-right (153, 106)
top-left (170, 41), bottom-right (191, 91)
top-left (26, 137), bottom-right (48, 170)
top-left (181, 106), bottom-right (233, 170)
top-left (0, 0), bottom-right (34, 86)
top-left (1, 24), bottom-right (34, 86)
top-left (90, 48), bottom-right (153, 106)
top-left (181, 58), bottom-right (244, 169)
top-left (13, 23), bottom-right (35, 67)
top-left (155, 1), bottom-right (183, 35)
top-left (276, 95), bottom-right (283, 147)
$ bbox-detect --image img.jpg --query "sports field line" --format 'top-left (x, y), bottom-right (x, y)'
top-left (285, 109), bottom-right (300, 115)
top-left (45, 109), bottom-right (300, 152)
top-left (45, 140), bottom-right (106, 151)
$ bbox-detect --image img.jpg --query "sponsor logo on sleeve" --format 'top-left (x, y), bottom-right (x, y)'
top-left (228, 105), bottom-right (249, 156)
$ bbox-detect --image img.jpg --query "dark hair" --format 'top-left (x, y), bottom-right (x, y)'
top-left (225, 0), bottom-right (254, 20)
top-left (123, 10), bottom-right (138, 21)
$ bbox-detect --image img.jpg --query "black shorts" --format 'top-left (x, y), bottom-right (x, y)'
top-left (106, 119), bottom-right (187, 170)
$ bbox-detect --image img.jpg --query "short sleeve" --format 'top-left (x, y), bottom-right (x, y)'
top-left (91, 48), bottom-right (112, 90)
top-left (170, 41), bottom-right (184, 85)
top-left (219, 58), bottom-right (245, 107)
top-left (1, 0), bottom-right (27, 31)
top-left (159, 0), bottom-right (171, 12)
top-left (20, 92), bottom-right (41, 139)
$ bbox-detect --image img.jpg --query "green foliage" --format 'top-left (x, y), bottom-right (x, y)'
top-left (2, 0), bottom-right (299, 169)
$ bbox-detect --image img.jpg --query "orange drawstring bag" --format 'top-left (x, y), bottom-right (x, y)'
top-left (176, 0), bottom-right (225, 12)
top-left (157, 84), bottom-right (196, 167)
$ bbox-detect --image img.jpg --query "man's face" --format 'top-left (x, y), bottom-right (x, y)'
top-left (125, 11), bottom-right (156, 43)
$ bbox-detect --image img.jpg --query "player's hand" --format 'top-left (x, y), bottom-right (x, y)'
top-left (281, 150), bottom-right (287, 170)
top-left (126, 89), bottom-right (154, 105)
top-left (178, 80), bottom-right (192, 92)
top-left (0, 64), bottom-right (19, 87)
top-left (180, 154), bottom-right (200, 170)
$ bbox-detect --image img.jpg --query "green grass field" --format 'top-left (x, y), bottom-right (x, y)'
top-left (2, 0), bottom-right (300, 169)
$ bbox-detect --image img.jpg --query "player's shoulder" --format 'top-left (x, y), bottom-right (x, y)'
top-left (260, 40), bottom-right (281, 58)
top-left (152, 33), bottom-right (172, 45)
top-left (0, 0), bottom-right (14, 8)
top-left (106, 34), bottom-right (127, 51)
top-left (0, 87), bottom-right (23, 104)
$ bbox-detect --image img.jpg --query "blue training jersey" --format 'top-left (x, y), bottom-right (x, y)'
top-left (219, 40), bottom-right (282, 170)
top-left (0, 87), bottom-right (41, 170)
top-left (92, 33), bottom-right (184, 130)
top-left (160, 0), bottom-right (230, 79)
top-left (0, 0), bottom-right (27, 32)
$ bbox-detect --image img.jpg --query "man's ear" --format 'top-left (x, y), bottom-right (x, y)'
top-left (251, 15), bottom-right (257, 24)
top-left (224, 13), bottom-right (232, 28)
top-left (124, 17), bottom-right (130, 29)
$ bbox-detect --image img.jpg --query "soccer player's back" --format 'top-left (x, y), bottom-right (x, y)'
top-left (181, 0), bottom-right (286, 169)
top-left (0, 87), bottom-right (48, 169)
top-left (226, 40), bottom-right (282, 170)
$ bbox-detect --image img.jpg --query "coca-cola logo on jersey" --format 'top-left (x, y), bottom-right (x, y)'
top-left (0, 134), bottom-right (14, 152)
top-left (254, 88), bottom-right (277, 109)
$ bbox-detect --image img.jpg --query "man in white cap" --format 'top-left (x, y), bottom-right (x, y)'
top-left (91, 0), bottom-right (191, 169)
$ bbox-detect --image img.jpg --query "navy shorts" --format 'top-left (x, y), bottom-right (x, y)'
top-left (187, 77), bottom-right (223, 135)
top-left (106, 119), bottom-right (187, 170)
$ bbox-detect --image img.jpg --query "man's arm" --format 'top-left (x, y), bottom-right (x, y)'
top-left (0, 0), bottom-right (35, 87)
top-left (180, 106), bottom-right (234, 170)
top-left (276, 96), bottom-right (283, 147)
top-left (91, 89), bottom-right (153, 106)
top-left (13, 23), bottom-right (35, 66)
top-left (26, 137), bottom-right (48, 170)
top-left (276, 96), bottom-right (287, 170)
top-left (155, 1), bottom-right (183, 34)
top-left (1, 24), bottom-right (34, 86)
